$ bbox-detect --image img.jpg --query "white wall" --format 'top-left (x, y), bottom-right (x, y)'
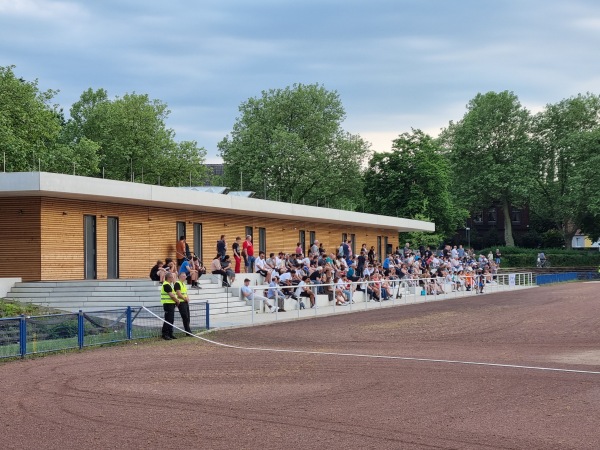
top-left (0, 278), bottom-right (21, 298)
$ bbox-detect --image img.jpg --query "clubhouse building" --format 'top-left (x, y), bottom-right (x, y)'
top-left (0, 172), bottom-right (434, 281)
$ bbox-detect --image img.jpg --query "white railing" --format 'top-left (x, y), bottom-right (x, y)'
top-left (219, 272), bottom-right (534, 327)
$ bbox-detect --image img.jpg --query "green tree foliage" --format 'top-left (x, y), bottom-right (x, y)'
top-left (0, 65), bottom-right (65, 172)
top-left (443, 91), bottom-right (534, 247)
top-left (531, 94), bottom-right (600, 246)
top-left (363, 129), bottom-right (466, 239)
top-left (64, 89), bottom-right (206, 185)
top-left (218, 83), bottom-right (370, 207)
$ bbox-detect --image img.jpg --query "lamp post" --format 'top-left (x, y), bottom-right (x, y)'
top-left (465, 227), bottom-right (471, 250)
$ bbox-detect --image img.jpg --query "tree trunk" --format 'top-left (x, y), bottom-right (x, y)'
top-left (502, 199), bottom-right (515, 247)
top-left (562, 219), bottom-right (578, 250)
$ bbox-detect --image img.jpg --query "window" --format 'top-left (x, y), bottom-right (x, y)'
top-left (258, 227), bottom-right (266, 254)
top-left (177, 221), bottom-right (186, 240)
top-left (350, 233), bottom-right (356, 256)
top-left (473, 211), bottom-right (483, 224)
top-left (298, 230), bottom-right (306, 255)
top-left (342, 233), bottom-right (347, 244)
top-left (487, 209), bottom-right (497, 224)
top-left (377, 236), bottom-right (382, 262)
top-left (245, 226), bottom-right (253, 241)
top-left (511, 209), bottom-right (521, 224)
top-left (193, 223), bottom-right (203, 261)
top-left (309, 231), bottom-right (316, 247)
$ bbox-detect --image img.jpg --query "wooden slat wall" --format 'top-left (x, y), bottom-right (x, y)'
top-left (5, 196), bottom-right (395, 281)
top-left (0, 198), bottom-right (42, 280)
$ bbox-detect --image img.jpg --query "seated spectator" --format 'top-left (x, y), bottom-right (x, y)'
top-left (179, 257), bottom-right (199, 287)
top-left (210, 254), bottom-right (230, 287)
top-left (221, 255), bottom-right (236, 286)
top-left (267, 276), bottom-right (286, 312)
top-left (241, 278), bottom-right (277, 312)
top-left (164, 258), bottom-right (177, 275)
top-left (295, 275), bottom-right (316, 308)
top-left (149, 260), bottom-right (167, 282)
top-left (255, 251), bottom-right (272, 282)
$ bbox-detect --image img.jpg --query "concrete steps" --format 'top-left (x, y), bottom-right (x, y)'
top-left (4, 277), bottom-right (253, 316)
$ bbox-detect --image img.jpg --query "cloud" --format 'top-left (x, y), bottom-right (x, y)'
top-left (0, 0), bottom-right (86, 21)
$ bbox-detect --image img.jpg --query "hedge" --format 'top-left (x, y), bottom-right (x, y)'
top-left (478, 247), bottom-right (600, 268)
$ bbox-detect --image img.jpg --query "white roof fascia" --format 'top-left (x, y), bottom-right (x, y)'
top-left (0, 172), bottom-right (435, 233)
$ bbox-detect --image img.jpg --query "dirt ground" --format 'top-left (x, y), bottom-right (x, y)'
top-left (1, 282), bottom-right (600, 449)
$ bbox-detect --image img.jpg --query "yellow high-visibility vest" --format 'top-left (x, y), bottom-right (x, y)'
top-left (161, 281), bottom-right (176, 304)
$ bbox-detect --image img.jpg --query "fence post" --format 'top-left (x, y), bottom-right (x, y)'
top-left (78, 310), bottom-right (84, 349)
top-left (19, 315), bottom-right (27, 358)
top-left (205, 302), bottom-right (210, 330)
top-left (126, 306), bottom-right (132, 340)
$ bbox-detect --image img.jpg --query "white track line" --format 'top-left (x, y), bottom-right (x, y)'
top-left (143, 307), bottom-right (600, 376)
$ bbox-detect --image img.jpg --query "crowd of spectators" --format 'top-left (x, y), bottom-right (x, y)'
top-left (150, 235), bottom-right (502, 306)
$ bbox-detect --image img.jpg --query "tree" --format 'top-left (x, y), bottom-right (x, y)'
top-left (531, 94), bottom-right (600, 247)
top-left (218, 83), bottom-right (370, 208)
top-left (64, 89), bottom-right (206, 185)
top-left (442, 91), bottom-right (534, 247)
top-left (0, 65), bottom-right (62, 171)
top-left (363, 129), bottom-right (466, 240)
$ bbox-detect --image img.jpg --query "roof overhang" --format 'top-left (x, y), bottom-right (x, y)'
top-left (0, 172), bottom-right (435, 233)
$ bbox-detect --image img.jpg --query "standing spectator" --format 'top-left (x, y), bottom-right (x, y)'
top-left (295, 242), bottom-right (303, 255)
top-left (176, 236), bottom-right (187, 267)
top-left (174, 272), bottom-right (193, 335)
top-left (368, 246), bottom-right (376, 265)
top-left (160, 272), bottom-right (179, 340)
top-left (495, 248), bottom-right (502, 266)
top-left (458, 244), bottom-right (465, 258)
top-left (217, 235), bottom-right (227, 260)
top-left (241, 278), bottom-right (276, 312)
top-left (232, 236), bottom-right (242, 273)
top-left (310, 240), bottom-right (319, 257)
top-left (242, 235), bottom-right (255, 273)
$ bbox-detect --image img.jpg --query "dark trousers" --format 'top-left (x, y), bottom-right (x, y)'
top-left (178, 301), bottom-right (192, 333)
top-left (162, 303), bottom-right (176, 337)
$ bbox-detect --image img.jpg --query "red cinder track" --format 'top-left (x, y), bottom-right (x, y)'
top-left (2, 282), bottom-right (600, 449)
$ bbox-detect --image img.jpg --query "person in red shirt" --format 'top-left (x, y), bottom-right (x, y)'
top-left (176, 236), bottom-right (186, 268)
top-left (242, 235), bottom-right (255, 273)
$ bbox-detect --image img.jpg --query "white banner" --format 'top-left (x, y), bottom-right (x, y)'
top-left (509, 274), bottom-right (516, 286)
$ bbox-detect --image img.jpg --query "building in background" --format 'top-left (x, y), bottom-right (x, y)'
top-left (0, 172), bottom-right (434, 281)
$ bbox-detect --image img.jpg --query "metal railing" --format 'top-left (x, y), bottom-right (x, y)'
top-left (230, 272), bottom-right (535, 327)
top-left (0, 303), bottom-right (209, 360)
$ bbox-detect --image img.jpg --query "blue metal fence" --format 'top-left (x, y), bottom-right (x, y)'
top-left (0, 303), bottom-right (209, 360)
top-left (536, 272), bottom-right (580, 285)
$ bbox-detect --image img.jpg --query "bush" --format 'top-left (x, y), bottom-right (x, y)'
top-left (478, 246), bottom-right (600, 267)
top-left (542, 229), bottom-right (564, 249)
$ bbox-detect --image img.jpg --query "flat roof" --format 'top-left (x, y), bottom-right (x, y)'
top-left (0, 172), bottom-right (435, 233)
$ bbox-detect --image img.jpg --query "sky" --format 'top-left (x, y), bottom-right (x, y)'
top-left (2, 0), bottom-right (600, 162)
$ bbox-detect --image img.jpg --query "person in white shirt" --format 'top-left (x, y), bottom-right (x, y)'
top-left (295, 276), bottom-right (315, 308)
top-left (241, 278), bottom-right (277, 312)
top-left (255, 251), bottom-right (272, 282)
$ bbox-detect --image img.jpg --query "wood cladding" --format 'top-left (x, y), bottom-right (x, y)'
top-left (0, 198), bottom-right (42, 281)
top-left (0, 196), bottom-right (395, 281)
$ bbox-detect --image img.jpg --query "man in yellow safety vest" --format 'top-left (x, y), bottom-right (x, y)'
top-left (161, 272), bottom-right (179, 340)
top-left (174, 272), bottom-right (193, 335)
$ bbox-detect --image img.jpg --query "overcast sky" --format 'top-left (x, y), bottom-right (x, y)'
top-left (2, 0), bottom-right (599, 162)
